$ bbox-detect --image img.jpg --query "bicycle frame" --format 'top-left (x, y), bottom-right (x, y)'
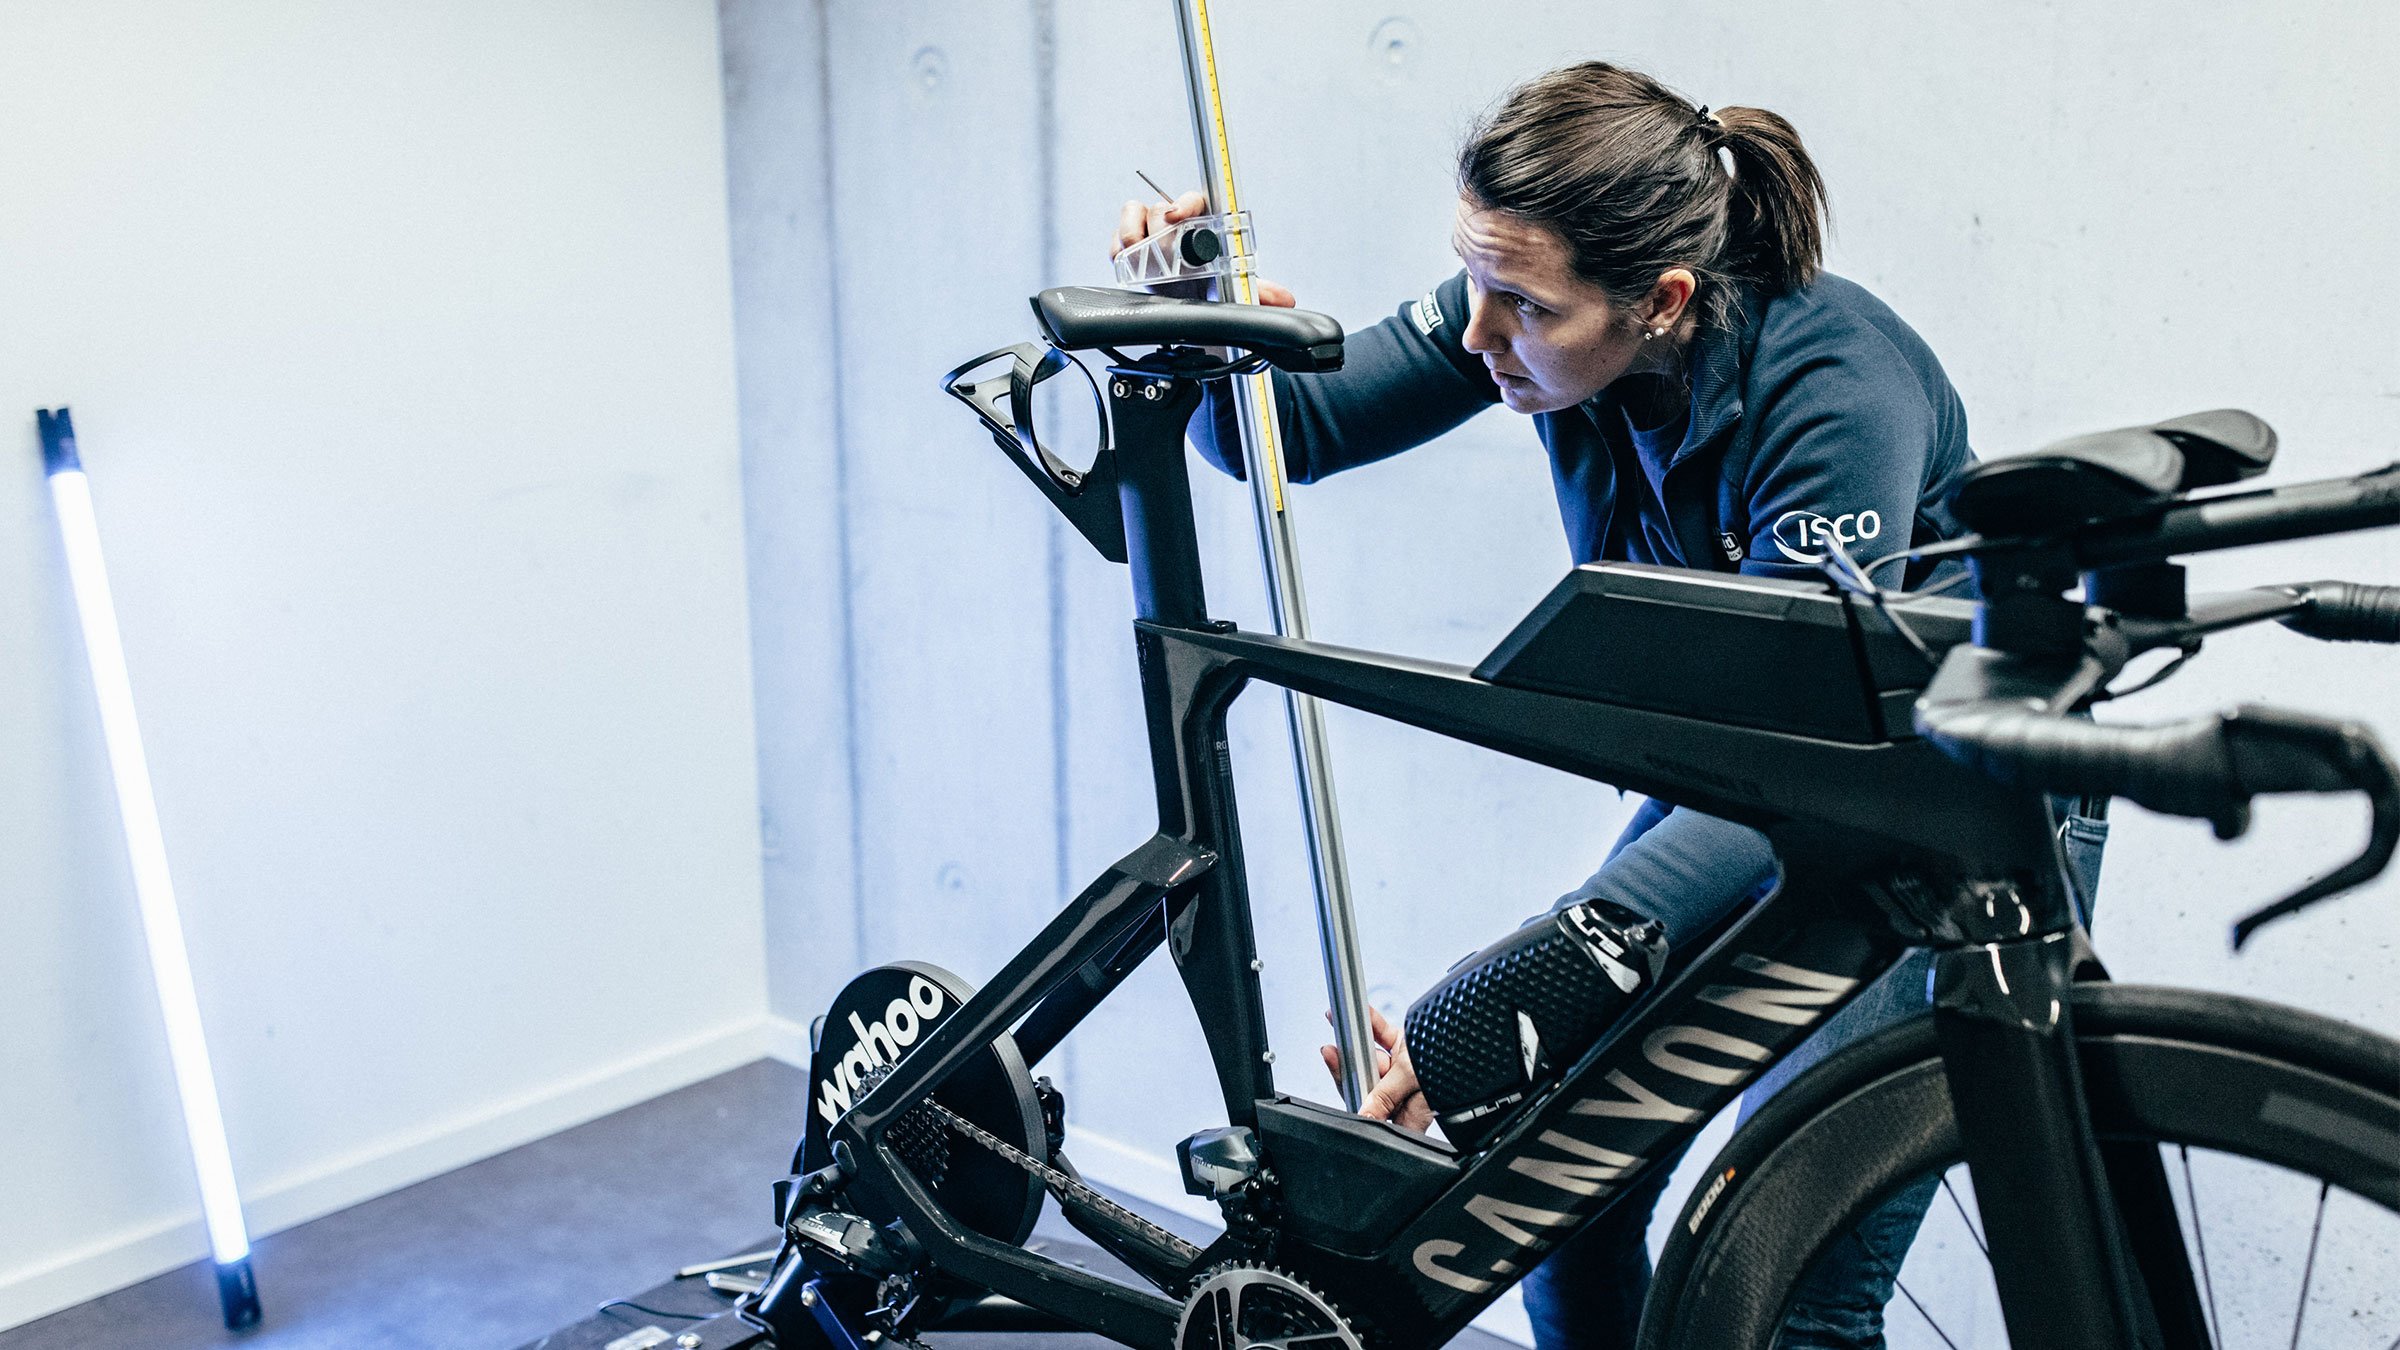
top-left (824, 359), bottom-right (2176, 1349)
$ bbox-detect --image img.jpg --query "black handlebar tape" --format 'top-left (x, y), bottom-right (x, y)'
top-left (1917, 704), bottom-right (2242, 821)
top-left (1915, 703), bottom-right (2357, 825)
top-left (2279, 581), bottom-right (2400, 643)
top-left (2217, 706), bottom-right (2367, 794)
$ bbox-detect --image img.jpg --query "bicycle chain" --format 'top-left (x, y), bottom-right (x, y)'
top-left (918, 1097), bottom-right (1205, 1267)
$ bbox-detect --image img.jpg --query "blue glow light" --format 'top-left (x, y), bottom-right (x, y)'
top-left (40, 411), bottom-right (255, 1278)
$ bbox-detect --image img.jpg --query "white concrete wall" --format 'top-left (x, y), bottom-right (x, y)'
top-left (0, 1), bottom-right (766, 1328)
top-left (720, 0), bottom-right (863, 1052)
top-left (731, 2), bottom-right (2399, 1343)
top-left (727, 0), bottom-right (1105, 1075)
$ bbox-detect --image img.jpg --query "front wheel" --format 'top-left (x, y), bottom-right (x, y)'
top-left (1639, 984), bottom-right (2400, 1349)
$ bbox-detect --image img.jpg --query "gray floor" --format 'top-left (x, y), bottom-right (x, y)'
top-left (3, 1060), bottom-right (809, 1350)
top-left (4, 1061), bottom-right (1509, 1349)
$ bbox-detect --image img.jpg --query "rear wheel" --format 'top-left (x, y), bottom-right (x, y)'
top-left (1639, 984), bottom-right (2400, 1348)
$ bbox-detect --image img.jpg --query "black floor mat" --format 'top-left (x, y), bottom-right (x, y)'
top-left (515, 1231), bottom-right (1147, 1350)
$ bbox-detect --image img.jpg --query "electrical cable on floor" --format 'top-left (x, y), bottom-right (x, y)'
top-left (598, 1298), bottom-right (714, 1322)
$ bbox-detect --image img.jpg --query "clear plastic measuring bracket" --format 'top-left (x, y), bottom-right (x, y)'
top-left (1112, 212), bottom-right (1257, 289)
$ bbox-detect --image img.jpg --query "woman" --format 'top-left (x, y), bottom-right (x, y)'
top-left (1116, 63), bottom-right (2100, 1350)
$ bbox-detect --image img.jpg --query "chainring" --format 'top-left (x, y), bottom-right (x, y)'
top-left (1178, 1263), bottom-right (1366, 1350)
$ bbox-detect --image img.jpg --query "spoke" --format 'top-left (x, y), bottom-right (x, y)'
top-left (1941, 1170), bottom-right (1990, 1260)
top-left (2286, 1179), bottom-right (2329, 1350)
top-left (1893, 1278), bottom-right (1964, 1350)
top-left (2181, 1145), bottom-right (2225, 1348)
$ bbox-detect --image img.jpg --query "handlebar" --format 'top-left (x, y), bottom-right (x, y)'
top-left (2074, 461), bottom-right (2400, 570)
top-left (1915, 589), bottom-right (2400, 948)
top-left (1918, 692), bottom-right (2381, 826)
top-left (2277, 580), bottom-right (2400, 643)
top-left (1903, 452), bottom-right (2400, 947)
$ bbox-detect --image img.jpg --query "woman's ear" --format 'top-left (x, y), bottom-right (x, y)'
top-left (1642, 268), bottom-right (1698, 331)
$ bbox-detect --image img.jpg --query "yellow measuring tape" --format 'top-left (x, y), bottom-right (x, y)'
top-left (1191, 0), bottom-right (1287, 514)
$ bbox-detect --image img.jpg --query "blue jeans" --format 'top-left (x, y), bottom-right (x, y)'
top-left (1519, 799), bottom-right (2110, 1350)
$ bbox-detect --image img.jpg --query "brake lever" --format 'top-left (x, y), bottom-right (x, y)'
top-left (2226, 712), bottom-right (2400, 949)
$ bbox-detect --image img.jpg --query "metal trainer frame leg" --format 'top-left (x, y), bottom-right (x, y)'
top-left (1171, 0), bottom-right (1377, 1115)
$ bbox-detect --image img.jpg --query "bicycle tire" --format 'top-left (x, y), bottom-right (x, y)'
top-left (1637, 983), bottom-right (2400, 1348)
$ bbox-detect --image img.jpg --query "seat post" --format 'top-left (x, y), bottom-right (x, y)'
top-left (1108, 367), bottom-right (1212, 629)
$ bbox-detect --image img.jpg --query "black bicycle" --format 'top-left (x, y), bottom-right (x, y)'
top-left (740, 288), bottom-right (2400, 1350)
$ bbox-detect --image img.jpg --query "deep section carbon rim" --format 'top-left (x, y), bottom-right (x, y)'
top-left (1647, 987), bottom-right (2399, 1350)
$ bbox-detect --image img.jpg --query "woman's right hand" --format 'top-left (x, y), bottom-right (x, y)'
top-left (1111, 187), bottom-right (1296, 307)
top-left (1322, 1004), bottom-right (1434, 1134)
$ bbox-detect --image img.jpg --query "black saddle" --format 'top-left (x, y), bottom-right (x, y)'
top-left (1031, 287), bottom-right (1344, 373)
top-left (1951, 409), bottom-right (2277, 536)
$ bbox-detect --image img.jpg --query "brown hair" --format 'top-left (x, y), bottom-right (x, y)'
top-left (1457, 63), bottom-right (1827, 332)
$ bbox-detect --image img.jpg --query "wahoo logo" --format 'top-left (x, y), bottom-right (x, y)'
top-left (1412, 290), bottom-right (1444, 336)
top-left (1408, 952), bottom-right (1861, 1299)
top-left (814, 974), bottom-right (949, 1125)
top-left (1771, 508), bottom-right (1883, 563)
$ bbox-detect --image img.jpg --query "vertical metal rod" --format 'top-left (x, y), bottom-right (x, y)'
top-left (1171, 0), bottom-right (1376, 1113)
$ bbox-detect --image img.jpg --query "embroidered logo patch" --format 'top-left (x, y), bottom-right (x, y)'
top-left (1770, 509), bottom-right (1884, 563)
top-left (1412, 290), bottom-right (1443, 336)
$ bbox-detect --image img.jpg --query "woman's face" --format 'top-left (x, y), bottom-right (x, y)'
top-left (1452, 196), bottom-right (1651, 415)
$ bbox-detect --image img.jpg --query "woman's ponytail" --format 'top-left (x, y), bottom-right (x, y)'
top-left (1710, 106), bottom-right (1827, 297)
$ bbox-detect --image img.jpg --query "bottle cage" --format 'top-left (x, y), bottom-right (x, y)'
top-left (941, 341), bottom-right (1126, 562)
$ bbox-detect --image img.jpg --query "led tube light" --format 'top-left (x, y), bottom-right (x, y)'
top-left (37, 408), bottom-right (261, 1331)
